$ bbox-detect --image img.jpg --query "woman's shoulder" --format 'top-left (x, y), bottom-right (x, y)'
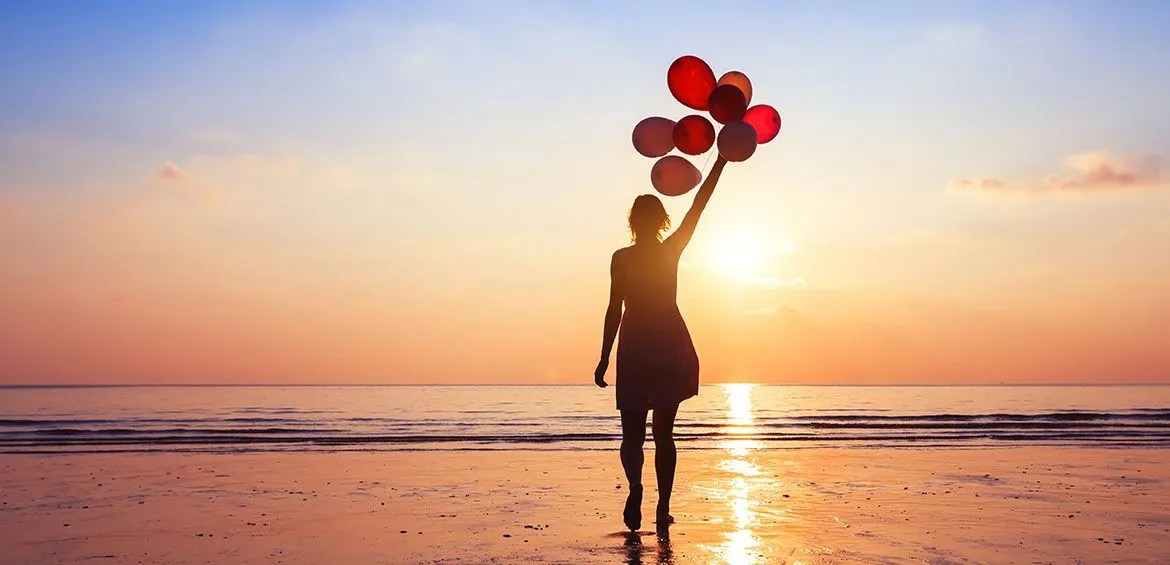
top-left (610, 245), bottom-right (639, 273)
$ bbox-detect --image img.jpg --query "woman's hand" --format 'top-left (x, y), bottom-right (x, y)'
top-left (594, 357), bottom-right (609, 388)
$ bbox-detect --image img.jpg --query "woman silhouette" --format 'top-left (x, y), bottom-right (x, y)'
top-left (594, 155), bottom-right (728, 532)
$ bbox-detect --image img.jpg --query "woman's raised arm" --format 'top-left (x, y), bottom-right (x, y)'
top-left (665, 155), bottom-right (727, 253)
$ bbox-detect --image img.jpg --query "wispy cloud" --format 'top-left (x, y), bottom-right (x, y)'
top-left (153, 162), bottom-right (188, 182)
top-left (949, 151), bottom-right (1166, 194)
top-left (152, 154), bottom-right (306, 190)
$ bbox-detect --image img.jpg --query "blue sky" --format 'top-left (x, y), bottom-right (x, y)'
top-left (4, 1), bottom-right (1168, 203)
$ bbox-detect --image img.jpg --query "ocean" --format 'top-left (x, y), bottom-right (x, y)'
top-left (1, 385), bottom-right (1168, 453)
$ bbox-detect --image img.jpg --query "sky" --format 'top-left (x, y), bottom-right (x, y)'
top-left (1, 0), bottom-right (1169, 385)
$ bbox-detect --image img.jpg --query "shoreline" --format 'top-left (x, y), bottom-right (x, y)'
top-left (4, 442), bottom-right (1168, 455)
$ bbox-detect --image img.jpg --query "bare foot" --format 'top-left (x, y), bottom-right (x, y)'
top-left (623, 484), bottom-right (643, 531)
top-left (655, 503), bottom-right (674, 529)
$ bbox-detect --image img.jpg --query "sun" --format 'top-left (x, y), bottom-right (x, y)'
top-left (708, 233), bottom-right (766, 279)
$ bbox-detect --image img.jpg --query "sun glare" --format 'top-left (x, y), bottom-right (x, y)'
top-left (709, 233), bottom-right (766, 278)
top-left (703, 230), bottom-right (799, 283)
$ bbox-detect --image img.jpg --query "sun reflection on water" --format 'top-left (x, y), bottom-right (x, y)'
top-left (720, 383), bottom-right (762, 456)
top-left (716, 384), bottom-right (762, 565)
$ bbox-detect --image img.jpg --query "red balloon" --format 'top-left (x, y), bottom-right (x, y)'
top-left (651, 155), bottom-right (701, 197)
top-left (667, 55), bottom-right (716, 111)
top-left (632, 116), bottom-right (676, 158)
top-left (717, 121), bottom-right (757, 162)
top-left (672, 114), bottom-right (715, 155)
top-left (743, 105), bottom-right (782, 144)
top-left (717, 71), bottom-right (752, 105)
top-left (707, 84), bottom-right (747, 124)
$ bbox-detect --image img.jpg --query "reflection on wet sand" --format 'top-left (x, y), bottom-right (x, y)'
top-left (623, 531), bottom-right (675, 565)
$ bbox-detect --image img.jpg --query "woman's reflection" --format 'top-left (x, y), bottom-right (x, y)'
top-left (623, 531), bottom-right (676, 565)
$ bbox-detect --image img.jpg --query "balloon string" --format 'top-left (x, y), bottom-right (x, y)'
top-left (700, 145), bottom-right (717, 177)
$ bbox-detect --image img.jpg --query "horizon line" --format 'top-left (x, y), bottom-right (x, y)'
top-left (1, 382), bottom-right (1167, 388)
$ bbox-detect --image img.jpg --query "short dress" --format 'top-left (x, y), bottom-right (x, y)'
top-left (614, 240), bottom-right (700, 411)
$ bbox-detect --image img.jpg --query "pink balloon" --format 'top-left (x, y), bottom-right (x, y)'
top-left (707, 84), bottom-right (747, 125)
top-left (651, 155), bottom-right (701, 197)
top-left (743, 105), bottom-right (781, 144)
top-left (632, 116), bottom-right (676, 158)
top-left (672, 114), bottom-right (715, 155)
top-left (717, 71), bottom-right (752, 105)
top-left (667, 55), bottom-right (716, 111)
top-left (717, 121), bottom-right (757, 162)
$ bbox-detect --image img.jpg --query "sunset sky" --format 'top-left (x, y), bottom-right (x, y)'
top-left (2, 1), bottom-right (1168, 385)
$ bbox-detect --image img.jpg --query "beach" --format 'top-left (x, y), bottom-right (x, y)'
top-left (3, 447), bottom-right (1168, 564)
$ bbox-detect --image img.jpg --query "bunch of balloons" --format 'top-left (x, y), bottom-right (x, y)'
top-left (632, 55), bottom-right (782, 196)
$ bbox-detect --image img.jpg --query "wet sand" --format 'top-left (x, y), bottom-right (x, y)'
top-left (2, 447), bottom-right (1168, 564)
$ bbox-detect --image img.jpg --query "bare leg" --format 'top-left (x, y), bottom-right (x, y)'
top-left (652, 403), bottom-right (679, 526)
top-left (620, 409), bottom-right (648, 531)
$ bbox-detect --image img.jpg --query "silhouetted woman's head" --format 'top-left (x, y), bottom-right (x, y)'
top-left (628, 194), bottom-right (671, 243)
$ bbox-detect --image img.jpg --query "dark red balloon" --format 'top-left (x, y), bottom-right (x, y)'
top-left (667, 55), bottom-right (716, 111)
top-left (672, 114), bottom-right (715, 155)
top-left (717, 71), bottom-right (752, 105)
top-left (708, 84), bottom-right (747, 124)
top-left (651, 156), bottom-right (701, 197)
top-left (743, 104), bottom-right (782, 144)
